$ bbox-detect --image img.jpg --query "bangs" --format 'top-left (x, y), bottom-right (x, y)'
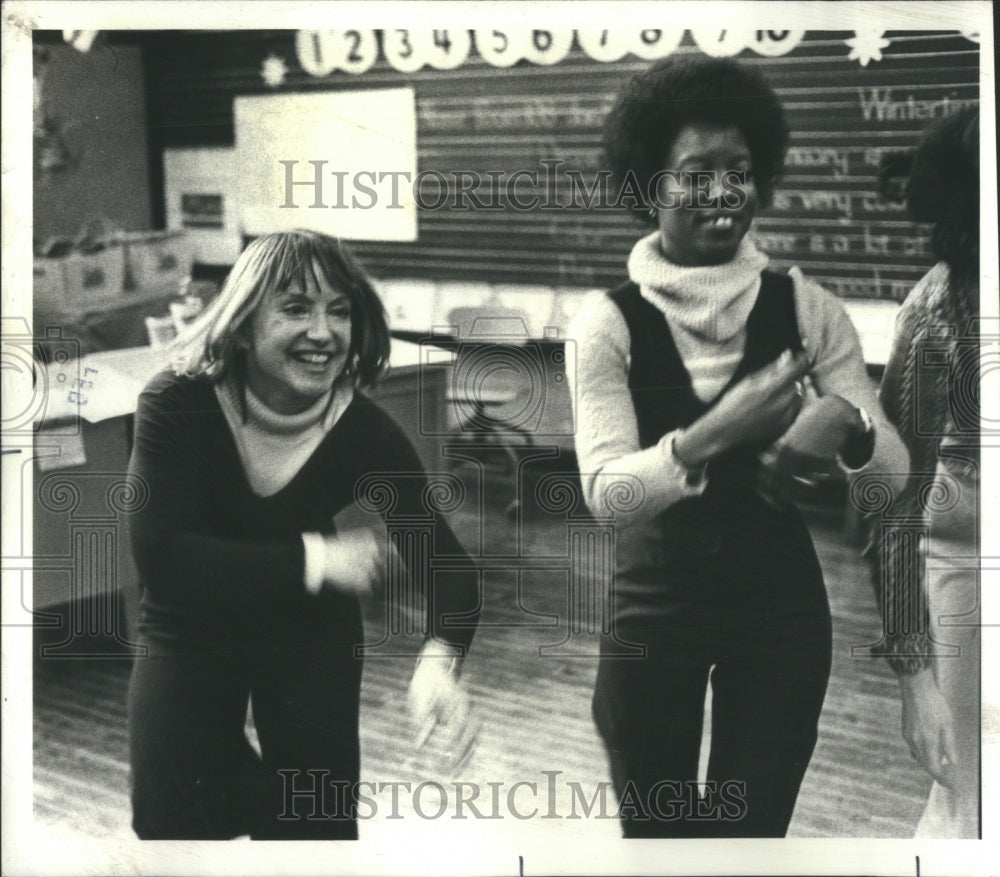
top-left (258, 233), bottom-right (360, 303)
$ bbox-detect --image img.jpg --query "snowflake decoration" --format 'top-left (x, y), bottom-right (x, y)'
top-left (261, 54), bottom-right (288, 87)
top-left (846, 31), bottom-right (891, 67)
top-left (63, 30), bottom-right (99, 53)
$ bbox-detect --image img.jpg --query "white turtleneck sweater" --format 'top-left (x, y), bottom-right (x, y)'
top-left (567, 231), bottom-right (908, 521)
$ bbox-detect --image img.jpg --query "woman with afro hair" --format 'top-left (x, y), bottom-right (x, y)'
top-left (568, 55), bottom-right (907, 837)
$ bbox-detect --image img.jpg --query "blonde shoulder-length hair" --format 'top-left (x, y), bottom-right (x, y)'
top-left (172, 230), bottom-right (390, 391)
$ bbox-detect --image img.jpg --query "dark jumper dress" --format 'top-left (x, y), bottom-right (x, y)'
top-left (592, 271), bottom-right (833, 838)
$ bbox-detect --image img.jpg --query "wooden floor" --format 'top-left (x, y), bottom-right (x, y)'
top-left (32, 476), bottom-right (933, 842)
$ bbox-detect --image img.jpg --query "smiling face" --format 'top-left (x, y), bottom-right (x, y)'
top-left (655, 122), bottom-right (757, 266)
top-left (244, 266), bottom-right (352, 414)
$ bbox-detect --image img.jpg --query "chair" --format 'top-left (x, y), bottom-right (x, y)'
top-left (441, 304), bottom-right (537, 518)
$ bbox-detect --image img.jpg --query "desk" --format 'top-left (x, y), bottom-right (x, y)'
top-left (33, 283), bottom-right (188, 359)
top-left (33, 338), bottom-right (445, 433)
top-left (31, 340), bottom-right (451, 637)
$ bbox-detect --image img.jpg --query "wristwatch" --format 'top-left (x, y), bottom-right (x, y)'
top-left (856, 406), bottom-right (875, 439)
top-left (841, 405), bottom-right (876, 469)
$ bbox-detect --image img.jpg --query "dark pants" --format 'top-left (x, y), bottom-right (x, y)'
top-left (594, 511), bottom-right (832, 838)
top-left (128, 606), bottom-right (363, 840)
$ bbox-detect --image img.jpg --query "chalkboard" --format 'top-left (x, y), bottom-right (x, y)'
top-left (141, 29), bottom-right (979, 300)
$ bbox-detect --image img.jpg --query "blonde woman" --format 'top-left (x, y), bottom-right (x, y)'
top-left (126, 231), bottom-right (478, 839)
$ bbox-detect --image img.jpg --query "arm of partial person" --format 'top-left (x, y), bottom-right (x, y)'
top-left (814, 278), bottom-right (951, 781)
top-left (871, 294), bottom-right (948, 779)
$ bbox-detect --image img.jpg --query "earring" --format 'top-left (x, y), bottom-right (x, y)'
top-left (648, 205), bottom-right (657, 219)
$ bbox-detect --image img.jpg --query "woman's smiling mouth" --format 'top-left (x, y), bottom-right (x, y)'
top-left (291, 350), bottom-right (337, 366)
top-left (705, 215), bottom-right (735, 230)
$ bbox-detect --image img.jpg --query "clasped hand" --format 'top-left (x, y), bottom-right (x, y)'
top-left (757, 392), bottom-right (859, 505)
top-left (322, 529), bottom-right (393, 596)
top-left (691, 349), bottom-right (859, 506)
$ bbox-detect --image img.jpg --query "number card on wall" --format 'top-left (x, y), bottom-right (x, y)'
top-left (474, 29), bottom-right (528, 67)
top-left (295, 30), bottom-right (378, 75)
top-left (234, 88), bottom-right (418, 242)
top-left (383, 30), bottom-right (471, 72)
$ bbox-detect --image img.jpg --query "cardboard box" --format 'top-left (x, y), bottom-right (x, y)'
top-left (123, 231), bottom-right (191, 289)
top-left (60, 245), bottom-right (127, 300)
top-left (33, 257), bottom-right (68, 301)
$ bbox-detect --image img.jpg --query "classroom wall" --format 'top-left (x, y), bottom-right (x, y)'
top-left (33, 40), bottom-right (153, 245)
top-left (141, 29), bottom-right (978, 302)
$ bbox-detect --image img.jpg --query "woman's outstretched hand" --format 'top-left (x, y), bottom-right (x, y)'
top-left (674, 349), bottom-right (810, 467)
top-left (408, 640), bottom-right (478, 774)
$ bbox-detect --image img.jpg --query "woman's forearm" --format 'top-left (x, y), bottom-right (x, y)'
top-left (131, 521), bottom-right (306, 610)
top-left (672, 411), bottom-right (732, 467)
top-left (790, 268), bottom-right (909, 478)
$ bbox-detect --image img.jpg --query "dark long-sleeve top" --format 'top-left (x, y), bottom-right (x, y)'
top-left (127, 369), bottom-right (479, 653)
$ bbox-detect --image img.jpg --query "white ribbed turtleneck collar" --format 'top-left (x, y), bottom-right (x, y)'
top-left (627, 231), bottom-right (769, 342)
top-left (214, 378), bottom-right (354, 497)
top-left (242, 383), bottom-right (333, 434)
top-left (217, 378), bottom-right (352, 435)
